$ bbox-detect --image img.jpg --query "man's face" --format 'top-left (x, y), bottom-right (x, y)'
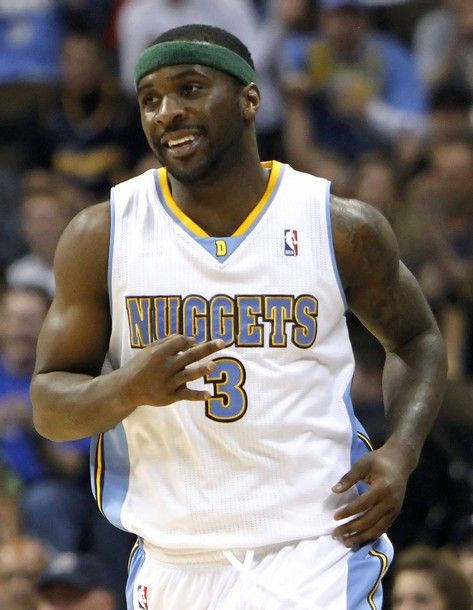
top-left (320, 8), bottom-right (366, 54)
top-left (0, 540), bottom-right (46, 610)
top-left (137, 64), bottom-right (249, 185)
top-left (38, 583), bottom-right (114, 610)
top-left (0, 290), bottom-right (49, 373)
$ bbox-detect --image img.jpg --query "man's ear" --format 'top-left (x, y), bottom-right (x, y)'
top-left (239, 83), bottom-right (260, 120)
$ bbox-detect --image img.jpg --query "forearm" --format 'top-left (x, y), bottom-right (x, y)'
top-left (31, 370), bottom-right (135, 441)
top-left (382, 327), bottom-right (447, 468)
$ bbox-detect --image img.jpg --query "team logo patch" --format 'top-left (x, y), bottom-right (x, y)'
top-left (215, 239), bottom-right (227, 257)
top-left (137, 585), bottom-right (149, 610)
top-left (284, 229), bottom-right (298, 256)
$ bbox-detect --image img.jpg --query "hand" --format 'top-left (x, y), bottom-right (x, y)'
top-left (119, 335), bottom-right (226, 408)
top-left (331, 441), bottom-right (416, 547)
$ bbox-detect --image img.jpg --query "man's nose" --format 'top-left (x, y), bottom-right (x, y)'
top-left (153, 94), bottom-right (185, 126)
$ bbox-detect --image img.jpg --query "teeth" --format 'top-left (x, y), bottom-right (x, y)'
top-left (167, 135), bottom-right (195, 147)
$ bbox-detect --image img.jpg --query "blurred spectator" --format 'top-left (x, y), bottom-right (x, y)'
top-left (0, 472), bottom-right (21, 545)
top-left (450, 515), bottom-right (473, 597)
top-left (115, 0), bottom-right (297, 160)
top-left (413, 0), bottom-right (473, 93)
top-left (390, 544), bottom-right (472, 610)
top-left (0, 535), bottom-right (49, 610)
top-left (428, 82), bottom-right (473, 139)
top-left (404, 135), bottom-right (473, 379)
top-left (0, 169), bottom-right (23, 272)
top-left (37, 552), bottom-right (115, 610)
top-left (281, 0), bottom-right (427, 177)
top-left (0, 285), bottom-right (51, 485)
top-left (350, 150), bottom-right (401, 221)
top-left (393, 134), bottom-right (473, 320)
top-left (58, 0), bottom-right (115, 36)
top-left (6, 173), bottom-right (78, 297)
top-left (0, 284), bottom-right (132, 609)
top-left (0, 0), bottom-right (63, 170)
top-left (413, 0), bottom-right (459, 90)
top-left (25, 29), bottom-right (147, 199)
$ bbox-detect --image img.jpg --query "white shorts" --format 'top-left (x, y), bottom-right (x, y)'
top-left (126, 534), bottom-right (393, 610)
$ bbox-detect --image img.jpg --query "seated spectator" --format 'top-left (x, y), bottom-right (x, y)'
top-left (0, 467), bottom-right (21, 544)
top-left (0, 285), bottom-right (52, 485)
top-left (0, 536), bottom-right (49, 610)
top-left (350, 151), bottom-right (401, 222)
top-left (0, 0), bottom-right (63, 170)
top-left (25, 29), bottom-right (148, 199)
top-left (281, 0), bottom-right (427, 172)
top-left (6, 175), bottom-right (77, 297)
top-left (451, 515), bottom-right (473, 597)
top-left (390, 544), bottom-right (472, 610)
top-left (428, 82), bottom-right (473, 139)
top-left (413, 0), bottom-right (473, 93)
top-left (37, 552), bottom-right (115, 610)
top-left (0, 284), bottom-right (132, 609)
top-left (0, 169), bottom-right (23, 273)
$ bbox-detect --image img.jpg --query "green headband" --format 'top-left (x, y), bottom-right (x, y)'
top-left (134, 40), bottom-right (257, 89)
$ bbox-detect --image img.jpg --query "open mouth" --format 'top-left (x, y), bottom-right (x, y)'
top-left (162, 132), bottom-right (202, 159)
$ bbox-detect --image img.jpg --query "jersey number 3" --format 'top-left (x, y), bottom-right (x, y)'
top-left (204, 357), bottom-right (247, 422)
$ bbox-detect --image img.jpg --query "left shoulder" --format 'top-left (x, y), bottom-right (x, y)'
top-left (330, 195), bottom-right (399, 291)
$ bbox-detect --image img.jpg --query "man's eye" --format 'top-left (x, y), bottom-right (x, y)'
top-left (142, 94), bottom-right (159, 107)
top-left (182, 83), bottom-right (201, 96)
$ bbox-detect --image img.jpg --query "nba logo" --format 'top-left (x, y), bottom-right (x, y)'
top-left (137, 585), bottom-right (149, 610)
top-left (284, 229), bottom-right (298, 256)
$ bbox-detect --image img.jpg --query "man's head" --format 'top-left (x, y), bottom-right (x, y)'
top-left (318, 0), bottom-right (368, 55)
top-left (135, 24), bottom-right (261, 184)
top-left (37, 553), bottom-right (115, 610)
top-left (0, 285), bottom-right (51, 376)
top-left (0, 536), bottom-right (48, 610)
top-left (60, 31), bottom-right (107, 97)
top-left (20, 182), bottom-right (75, 267)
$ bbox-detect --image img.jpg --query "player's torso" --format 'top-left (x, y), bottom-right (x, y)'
top-left (94, 162), bottom-right (362, 550)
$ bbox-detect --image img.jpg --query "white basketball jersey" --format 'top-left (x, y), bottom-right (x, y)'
top-left (92, 161), bottom-right (371, 551)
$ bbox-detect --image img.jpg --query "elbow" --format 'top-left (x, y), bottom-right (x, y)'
top-left (30, 376), bottom-right (68, 442)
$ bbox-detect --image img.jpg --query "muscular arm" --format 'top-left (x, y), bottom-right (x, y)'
top-left (31, 203), bottom-right (224, 441)
top-left (330, 196), bottom-right (447, 545)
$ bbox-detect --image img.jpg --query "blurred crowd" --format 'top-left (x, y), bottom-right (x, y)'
top-left (0, 0), bottom-right (472, 608)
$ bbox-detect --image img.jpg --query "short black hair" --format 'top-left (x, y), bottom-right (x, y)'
top-left (149, 24), bottom-right (255, 70)
top-left (430, 82), bottom-right (473, 111)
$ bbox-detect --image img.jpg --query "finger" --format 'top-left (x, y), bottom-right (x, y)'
top-left (334, 500), bottom-right (392, 539)
top-left (332, 465), bottom-right (368, 493)
top-left (173, 360), bottom-right (217, 387)
top-left (171, 339), bottom-right (225, 371)
top-left (334, 488), bottom-right (383, 521)
top-left (334, 513), bottom-right (394, 547)
top-left (154, 334), bottom-right (196, 355)
top-left (175, 386), bottom-right (211, 402)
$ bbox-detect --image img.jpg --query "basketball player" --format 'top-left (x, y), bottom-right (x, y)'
top-left (31, 24), bottom-right (447, 610)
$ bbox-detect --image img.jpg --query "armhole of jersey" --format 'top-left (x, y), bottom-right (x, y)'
top-left (324, 181), bottom-right (348, 311)
top-left (107, 189), bottom-right (116, 318)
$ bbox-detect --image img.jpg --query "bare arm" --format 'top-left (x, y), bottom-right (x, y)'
top-left (330, 196), bottom-right (447, 546)
top-left (31, 202), bottom-right (224, 441)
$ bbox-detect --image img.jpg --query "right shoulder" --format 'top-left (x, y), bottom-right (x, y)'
top-left (54, 201), bottom-right (111, 297)
top-left (65, 200), bottom-right (110, 243)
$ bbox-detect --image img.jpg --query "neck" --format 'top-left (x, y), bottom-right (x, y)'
top-left (167, 144), bottom-right (270, 236)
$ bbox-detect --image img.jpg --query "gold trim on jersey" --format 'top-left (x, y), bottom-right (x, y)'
top-left (128, 539), bottom-right (140, 573)
top-left (157, 161), bottom-right (282, 237)
top-left (357, 431), bottom-right (374, 451)
top-left (367, 546), bottom-right (389, 609)
top-left (94, 433), bottom-right (105, 515)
